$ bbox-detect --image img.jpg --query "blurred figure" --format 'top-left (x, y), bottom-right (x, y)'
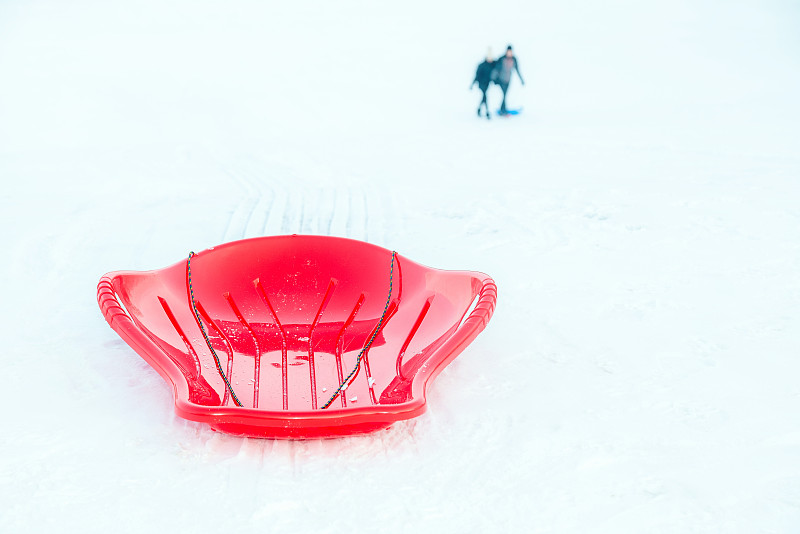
top-left (494, 45), bottom-right (524, 115)
top-left (471, 48), bottom-right (495, 119)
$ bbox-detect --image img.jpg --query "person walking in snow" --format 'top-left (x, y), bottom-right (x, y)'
top-left (471, 49), bottom-right (495, 119)
top-left (494, 45), bottom-right (524, 115)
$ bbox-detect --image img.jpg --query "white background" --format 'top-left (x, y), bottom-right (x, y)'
top-left (1, 0), bottom-right (799, 532)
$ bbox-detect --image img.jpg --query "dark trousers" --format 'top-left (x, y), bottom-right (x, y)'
top-left (499, 82), bottom-right (509, 113)
top-left (478, 87), bottom-right (489, 115)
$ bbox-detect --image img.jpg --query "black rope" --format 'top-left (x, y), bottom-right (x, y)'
top-left (321, 251), bottom-right (396, 409)
top-left (187, 252), bottom-right (243, 407)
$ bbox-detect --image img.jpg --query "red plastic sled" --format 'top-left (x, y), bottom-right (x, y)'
top-left (97, 235), bottom-right (496, 438)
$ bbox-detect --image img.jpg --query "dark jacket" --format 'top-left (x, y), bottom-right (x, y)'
top-left (472, 60), bottom-right (496, 91)
top-left (494, 56), bottom-right (523, 86)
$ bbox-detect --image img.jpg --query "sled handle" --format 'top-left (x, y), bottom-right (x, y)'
top-left (408, 275), bottom-right (497, 389)
top-left (97, 275), bottom-right (130, 327)
top-left (463, 276), bottom-right (497, 331)
top-left (98, 273), bottom-right (190, 392)
top-left (97, 275), bottom-right (162, 355)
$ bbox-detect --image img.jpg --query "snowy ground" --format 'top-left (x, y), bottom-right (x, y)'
top-left (2, 0), bottom-right (800, 532)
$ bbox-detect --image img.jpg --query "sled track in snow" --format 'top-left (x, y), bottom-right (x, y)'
top-left (219, 165), bottom-right (261, 242)
top-left (262, 188), bottom-right (287, 236)
top-left (215, 156), bottom-right (393, 244)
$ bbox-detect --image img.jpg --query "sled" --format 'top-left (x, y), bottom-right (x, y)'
top-left (97, 235), bottom-right (496, 439)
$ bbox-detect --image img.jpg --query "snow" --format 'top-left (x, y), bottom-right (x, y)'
top-left (1, 0), bottom-right (800, 532)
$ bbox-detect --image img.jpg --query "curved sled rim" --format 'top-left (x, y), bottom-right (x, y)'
top-left (97, 235), bottom-right (497, 438)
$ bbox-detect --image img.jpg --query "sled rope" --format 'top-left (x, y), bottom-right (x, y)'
top-left (321, 250), bottom-right (396, 409)
top-left (187, 252), bottom-right (243, 407)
